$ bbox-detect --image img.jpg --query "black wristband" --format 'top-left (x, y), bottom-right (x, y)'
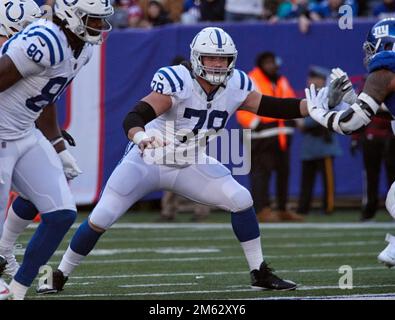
top-left (258, 95), bottom-right (302, 119)
top-left (123, 101), bottom-right (157, 137)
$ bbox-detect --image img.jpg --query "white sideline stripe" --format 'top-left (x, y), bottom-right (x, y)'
top-left (46, 251), bottom-right (380, 265)
top-left (31, 284), bottom-right (395, 299)
top-left (118, 282), bottom-right (198, 288)
top-left (241, 293), bottom-right (395, 300)
top-left (26, 222), bottom-right (395, 230)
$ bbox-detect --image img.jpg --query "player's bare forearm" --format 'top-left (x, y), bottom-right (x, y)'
top-left (35, 103), bottom-right (66, 153)
top-left (0, 55), bottom-right (23, 92)
top-left (299, 99), bottom-right (308, 117)
top-left (364, 69), bottom-right (395, 104)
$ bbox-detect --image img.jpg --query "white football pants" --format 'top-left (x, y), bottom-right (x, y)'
top-left (90, 144), bottom-right (253, 229)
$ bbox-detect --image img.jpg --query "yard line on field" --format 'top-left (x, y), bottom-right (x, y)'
top-left (16, 240), bottom-right (379, 258)
top-left (30, 284), bottom-right (395, 299)
top-left (64, 265), bottom-right (386, 281)
top-left (16, 231), bottom-right (389, 244)
top-left (118, 282), bottom-right (198, 288)
top-left (26, 222), bottom-right (395, 230)
top-left (46, 251), bottom-right (380, 265)
top-left (46, 248), bottom-right (221, 256)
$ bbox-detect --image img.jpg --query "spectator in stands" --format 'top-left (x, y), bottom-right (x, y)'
top-left (351, 115), bottom-right (395, 221)
top-left (373, 0), bottom-right (395, 18)
top-left (310, 0), bottom-right (358, 20)
top-left (145, 0), bottom-right (172, 27)
top-left (275, 0), bottom-right (313, 33)
top-left (109, 0), bottom-right (144, 28)
top-left (225, 0), bottom-right (264, 22)
top-left (236, 52), bottom-right (304, 222)
top-left (181, 0), bottom-right (200, 24)
top-left (200, 0), bottom-right (225, 22)
top-left (296, 66), bottom-right (342, 216)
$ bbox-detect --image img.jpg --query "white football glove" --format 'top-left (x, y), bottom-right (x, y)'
top-left (328, 68), bottom-right (358, 107)
top-left (305, 84), bottom-right (331, 128)
top-left (58, 150), bottom-right (82, 180)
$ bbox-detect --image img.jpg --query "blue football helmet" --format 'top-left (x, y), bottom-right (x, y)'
top-left (363, 18), bottom-right (395, 65)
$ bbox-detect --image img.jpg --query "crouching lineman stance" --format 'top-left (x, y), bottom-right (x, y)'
top-left (305, 18), bottom-right (395, 268)
top-left (0, 0), bottom-right (82, 282)
top-left (0, 0), bottom-right (113, 300)
top-left (39, 27), bottom-right (310, 294)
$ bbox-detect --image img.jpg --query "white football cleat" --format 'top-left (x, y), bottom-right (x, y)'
top-left (378, 233), bottom-right (395, 268)
top-left (0, 278), bottom-right (12, 300)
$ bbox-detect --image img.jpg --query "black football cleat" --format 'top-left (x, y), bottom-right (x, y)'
top-left (250, 262), bottom-right (297, 291)
top-left (36, 269), bottom-right (68, 294)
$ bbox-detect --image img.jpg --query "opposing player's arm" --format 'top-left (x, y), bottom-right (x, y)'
top-left (239, 90), bottom-right (308, 118)
top-left (0, 55), bottom-right (23, 92)
top-left (307, 69), bottom-right (394, 135)
top-left (364, 69), bottom-right (394, 103)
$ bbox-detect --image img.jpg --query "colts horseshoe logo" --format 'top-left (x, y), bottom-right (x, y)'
top-left (5, 1), bottom-right (25, 23)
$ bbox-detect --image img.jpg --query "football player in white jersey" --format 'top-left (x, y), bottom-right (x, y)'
top-left (0, 0), bottom-right (84, 282)
top-left (0, 0), bottom-right (41, 300)
top-left (39, 27), bottom-right (311, 295)
top-left (0, 0), bottom-right (113, 300)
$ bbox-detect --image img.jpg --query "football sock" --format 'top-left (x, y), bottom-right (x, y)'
top-left (231, 207), bottom-right (263, 271)
top-left (0, 197), bottom-right (37, 252)
top-left (14, 210), bottom-right (76, 287)
top-left (59, 219), bottom-right (104, 276)
top-left (9, 279), bottom-right (28, 300)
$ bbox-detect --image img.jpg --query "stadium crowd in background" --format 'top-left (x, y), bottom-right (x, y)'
top-left (90, 0), bottom-right (395, 30)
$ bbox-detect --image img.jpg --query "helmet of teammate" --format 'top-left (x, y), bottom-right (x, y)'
top-left (54, 0), bottom-right (114, 45)
top-left (0, 0), bottom-right (42, 38)
top-left (363, 18), bottom-right (395, 65)
top-left (190, 27), bottom-right (238, 85)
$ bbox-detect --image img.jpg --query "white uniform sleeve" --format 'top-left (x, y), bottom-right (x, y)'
top-left (4, 27), bottom-right (65, 77)
top-left (236, 69), bottom-right (255, 98)
top-left (151, 66), bottom-right (185, 96)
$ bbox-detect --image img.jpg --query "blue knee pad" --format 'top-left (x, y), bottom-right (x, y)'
top-left (12, 197), bottom-right (38, 220)
top-left (231, 207), bottom-right (260, 242)
top-left (14, 209), bottom-right (76, 287)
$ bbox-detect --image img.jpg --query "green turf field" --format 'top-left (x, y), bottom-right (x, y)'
top-left (10, 210), bottom-right (395, 300)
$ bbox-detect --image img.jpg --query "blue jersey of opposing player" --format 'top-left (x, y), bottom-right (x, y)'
top-left (368, 51), bottom-right (395, 116)
top-left (366, 19), bottom-right (395, 118)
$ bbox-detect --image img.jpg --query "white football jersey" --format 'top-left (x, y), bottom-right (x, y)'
top-left (144, 64), bottom-right (254, 163)
top-left (0, 19), bottom-right (92, 140)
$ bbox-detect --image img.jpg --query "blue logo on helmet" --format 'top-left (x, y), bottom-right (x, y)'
top-left (5, 1), bottom-right (24, 23)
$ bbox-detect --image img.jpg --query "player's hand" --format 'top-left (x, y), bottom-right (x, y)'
top-left (328, 68), bottom-right (357, 107)
top-left (138, 136), bottom-right (168, 153)
top-left (58, 149), bottom-right (82, 180)
top-left (305, 84), bottom-right (330, 128)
